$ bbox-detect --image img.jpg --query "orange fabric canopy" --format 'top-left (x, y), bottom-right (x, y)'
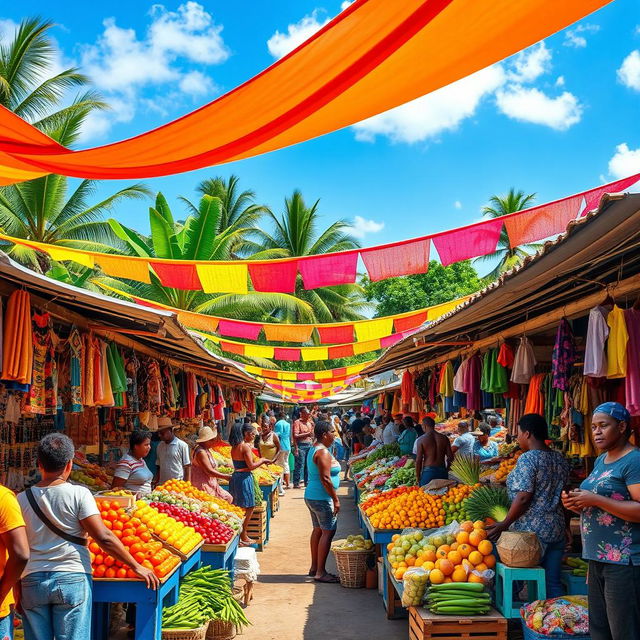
top-left (0, 0), bottom-right (609, 184)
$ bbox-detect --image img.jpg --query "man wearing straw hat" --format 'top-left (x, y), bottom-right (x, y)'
top-left (154, 416), bottom-right (191, 486)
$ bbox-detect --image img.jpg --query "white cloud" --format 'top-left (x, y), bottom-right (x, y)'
top-left (179, 70), bottom-right (214, 96)
top-left (618, 50), bottom-right (640, 91)
top-left (555, 75), bottom-right (565, 87)
top-left (608, 143), bottom-right (640, 178)
top-left (454, 201), bottom-right (462, 210)
top-left (353, 65), bottom-right (506, 143)
top-left (340, 1), bottom-right (354, 9)
top-left (267, 11), bottom-right (329, 59)
top-left (563, 23), bottom-right (600, 48)
top-left (509, 42), bottom-right (551, 82)
top-left (347, 215), bottom-right (385, 238)
top-left (495, 85), bottom-right (582, 130)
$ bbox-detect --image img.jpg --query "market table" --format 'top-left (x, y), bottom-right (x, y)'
top-left (201, 532), bottom-right (240, 582)
top-left (92, 564), bottom-right (180, 640)
top-left (178, 544), bottom-right (203, 578)
top-left (384, 557), bottom-right (407, 620)
top-left (260, 479), bottom-right (279, 542)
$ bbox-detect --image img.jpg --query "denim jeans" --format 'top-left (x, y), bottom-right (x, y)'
top-left (588, 560), bottom-right (640, 640)
top-left (540, 539), bottom-right (565, 598)
top-left (0, 611), bottom-right (13, 640)
top-left (21, 571), bottom-right (92, 640)
top-left (293, 442), bottom-right (311, 486)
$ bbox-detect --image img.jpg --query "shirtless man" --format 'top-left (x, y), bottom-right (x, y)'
top-left (415, 416), bottom-right (453, 486)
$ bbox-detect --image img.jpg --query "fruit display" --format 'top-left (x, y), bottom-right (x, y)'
top-left (212, 444), bottom-right (232, 459)
top-left (522, 596), bottom-right (589, 635)
top-left (362, 486), bottom-right (445, 530)
top-left (156, 480), bottom-right (245, 517)
top-left (162, 567), bottom-right (249, 630)
top-left (441, 483), bottom-right (480, 525)
top-left (449, 455), bottom-right (481, 486)
top-left (101, 489), bottom-right (133, 497)
top-left (91, 500), bottom-right (181, 579)
top-left (426, 582), bottom-right (492, 614)
top-left (465, 486), bottom-right (511, 523)
top-left (253, 465), bottom-right (281, 485)
top-left (401, 568), bottom-right (430, 607)
top-left (252, 473), bottom-right (263, 506)
top-left (147, 502), bottom-right (234, 545)
top-left (133, 501), bottom-right (203, 552)
top-left (355, 455), bottom-right (412, 492)
top-left (211, 449), bottom-right (232, 466)
top-left (494, 450), bottom-right (522, 482)
top-left (332, 534), bottom-right (374, 551)
top-left (498, 442), bottom-right (519, 457)
top-left (385, 461), bottom-right (417, 490)
top-left (564, 556), bottom-right (588, 576)
top-left (387, 520), bottom-right (496, 585)
top-left (351, 443), bottom-right (401, 474)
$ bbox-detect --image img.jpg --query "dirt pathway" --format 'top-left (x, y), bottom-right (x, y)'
top-left (240, 479), bottom-right (406, 640)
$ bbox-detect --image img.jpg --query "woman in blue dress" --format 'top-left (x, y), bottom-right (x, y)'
top-left (229, 423), bottom-right (272, 546)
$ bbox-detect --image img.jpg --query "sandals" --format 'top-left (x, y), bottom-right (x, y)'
top-left (314, 573), bottom-right (340, 583)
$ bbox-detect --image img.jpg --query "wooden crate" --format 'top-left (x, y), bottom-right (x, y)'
top-left (409, 606), bottom-right (507, 640)
top-left (247, 504), bottom-right (267, 550)
top-left (271, 487), bottom-right (280, 514)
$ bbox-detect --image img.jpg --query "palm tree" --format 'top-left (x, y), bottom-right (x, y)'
top-left (473, 188), bottom-right (542, 280)
top-left (251, 190), bottom-right (370, 323)
top-left (0, 18), bottom-right (149, 270)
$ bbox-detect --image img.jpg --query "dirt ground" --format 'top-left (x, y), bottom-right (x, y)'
top-left (240, 479), bottom-right (406, 640)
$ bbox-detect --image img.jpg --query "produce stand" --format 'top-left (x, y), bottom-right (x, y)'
top-left (178, 544), bottom-right (203, 579)
top-left (201, 532), bottom-right (240, 581)
top-left (260, 478), bottom-right (279, 541)
top-left (248, 504), bottom-right (268, 551)
top-left (408, 606), bottom-right (507, 640)
top-left (384, 557), bottom-right (407, 620)
top-left (92, 564), bottom-right (181, 640)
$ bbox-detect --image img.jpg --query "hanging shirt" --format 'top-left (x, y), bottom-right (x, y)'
top-left (584, 306), bottom-right (610, 377)
top-left (551, 319), bottom-right (576, 392)
top-left (497, 343), bottom-right (514, 368)
top-left (511, 337), bottom-right (537, 384)
top-left (625, 309), bottom-right (640, 416)
top-left (606, 305), bottom-right (629, 379)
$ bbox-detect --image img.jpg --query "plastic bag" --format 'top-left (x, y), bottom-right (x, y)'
top-left (401, 567), bottom-right (430, 607)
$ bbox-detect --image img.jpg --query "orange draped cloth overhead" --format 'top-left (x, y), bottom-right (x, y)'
top-left (0, 0), bottom-right (609, 184)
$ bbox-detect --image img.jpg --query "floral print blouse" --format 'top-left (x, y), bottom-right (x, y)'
top-left (580, 449), bottom-right (640, 565)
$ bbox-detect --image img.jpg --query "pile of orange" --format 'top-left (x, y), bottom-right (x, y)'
top-left (158, 480), bottom-right (244, 517)
top-left (389, 520), bottom-right (496, 584)
top-left (91, 500), bottom-right (180, 580)
top-left (495, 451), bottom-right (522, 482)
top-left (133, 501), bottom-right (202, 554)
top-left (442, 483), bottom-right (479, 504)
top-left (362, 486), bottom-right (446, 530)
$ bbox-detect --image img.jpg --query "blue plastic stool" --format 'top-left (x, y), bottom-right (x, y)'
top-left (495, 562), bottom-right (547, 618)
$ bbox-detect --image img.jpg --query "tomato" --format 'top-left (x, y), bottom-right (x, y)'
top-left (95, 554), bottom-right (104, 565)
top-left (110, 501), bottom-right (121, 511)
top-left (118, 512), bottom-right (129, 523)
top-left (107, 510), bottom-right (118, 520)
top-left (140, 531), bottom-right (151, 543)
top-left (94, 565), bottom-right (106, 578)
top-left (150, 554), bottom-right (163, 567)
top-left (129, 517), bottom-right (142, 528)
top-left (122, 536), bottom-right (135, 547)
top-left (126, 569), bottom-right (137, 579)
top-left (105, 567), bottom-right (117, 579)
top-left (112, 521), bottom-right (123, 531)
top-left (113, 530), bottom-right (122, 539)
top-left (89, 542), bottom-right (100, 554)
top-left (134, 551), bottom-right (146, 563)
top-left (130, 543), bottom-right (142, 554)
top-left (122, 528), bottom-right (135, 538)
top-left (104, 520), bottom-right (113, 530)
top-left (136, 525), bottom-right (147, 536)
top-left (116, 568), bottom-right (127, 579)
top-left (104, 556), bottom-right (115, 567)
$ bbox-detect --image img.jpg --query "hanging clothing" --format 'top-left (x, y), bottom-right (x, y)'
top-left (584, 306), bottom-right (610, 377)
top-left (511, 337), bottom-right (536, 384)
top-left (27, 312), bottom-right (58, 415)
top-left (439, 361), bottom-right (454, 397)
top-left (625, 308), bottom-right (640, 416)
top-left (497, 342), bottom-right (515, 368)
top-left (488, 348), bottom-right (508, 394)
top-left (606, 305), bottom-right (629, 378)
top-left (463, 354), bottom-right (482, 411)
top-left (107, 343), bottom-right (127, 407)
top-left (401, 370), bottom-right (414, 411)
top-left (1, 290), bottom-right (33, 385)
top-left (524, 373), bottom-right (545, 415)
top-left (68, 327), bottom-right (83, 412)
top-left (551, 319), bottom-right (576, 391)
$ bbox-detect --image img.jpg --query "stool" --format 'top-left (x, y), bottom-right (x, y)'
top-left (495, 562), bottom-right (546, 618)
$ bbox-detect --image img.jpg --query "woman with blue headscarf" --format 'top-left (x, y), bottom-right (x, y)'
top-left (562, 402), bottom-right (640, 640)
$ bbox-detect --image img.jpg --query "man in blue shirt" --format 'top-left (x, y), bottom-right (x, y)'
top-left (274, 411), bottom-right (292, 490)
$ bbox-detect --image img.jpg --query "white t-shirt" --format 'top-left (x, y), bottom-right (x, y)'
top-left (452, 432), bottom-right (475, 457)
top-left (113, 453), bottom-right (154, 496)
top-left (382, 423), bottom-right (400, 445)
top-left (17, 483), bottom-right (99, 576)
top-left (156, 437), bottom-right (191, 484)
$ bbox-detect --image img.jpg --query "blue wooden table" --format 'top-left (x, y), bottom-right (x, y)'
top-left (178, 545), bottom-right (203, 578)
top-left (92, 565), bottom-right (180, 640)
top-left (260, 480), bottom-right (279, 543)
top-left (384, 557), bottom-right (408, 619)
top-left (201, 533), bottom-right (240, 582)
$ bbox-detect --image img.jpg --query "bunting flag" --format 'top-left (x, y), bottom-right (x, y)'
top-left (0, 0), bottom-right (607, 186)
top-left (93, 282), bottom-right (468, 344)
top-left (245, 361), bottom-right (374, 382)
top-left (2, 171), bottom-right (636, 295)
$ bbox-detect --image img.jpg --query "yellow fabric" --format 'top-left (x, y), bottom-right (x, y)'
top-left (301, 347), bottom-right (329, 362)
top-left (196, 264), bottom-right (248, 294)
top-left (314, 370), bottom-right (333, 380)
top-left (439, 361), bottom-right (454, 397)
top-left (346, 363), bottom-right (368, 375)
top-left (355, 318), bottom-right (393, 342)
top-left (0, 485), bottom-right (25, 617)
top-left (263, 324), bottom-right (314, 342)
top-left (606, 305), bottom-right (629, 378)
top-left (244, 344), bottom-right (275, 358)
top-left (427, 298), bottom-right (464, 320)
top-left (97, 255), bottom-right (151, 284)
top-left (47, 246), bottom-right (95, 269)
top-left (352, 339), bottom-right (381, 355)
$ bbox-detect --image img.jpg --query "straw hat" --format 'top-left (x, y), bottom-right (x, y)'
top-left (157, 416), bottom-right (175, 432)
top-left (196, 425), bottom-right (217, 443)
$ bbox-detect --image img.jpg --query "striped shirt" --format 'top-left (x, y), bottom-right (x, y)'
top-left (113, 453), bottom-right (153, 496)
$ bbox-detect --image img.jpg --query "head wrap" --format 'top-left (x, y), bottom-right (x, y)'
top-left (593, 402), bottom-right (631, 424)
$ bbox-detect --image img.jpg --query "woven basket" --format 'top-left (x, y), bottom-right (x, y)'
top-left (332, 544), bottom-right (373, 588)
top-left (162, 623), bottom-right (208, 640)
top-left (206, 619), bottom-right (236, 640)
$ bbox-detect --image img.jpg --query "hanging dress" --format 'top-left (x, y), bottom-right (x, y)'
top-left (27, 312), bottom-right (57, 415)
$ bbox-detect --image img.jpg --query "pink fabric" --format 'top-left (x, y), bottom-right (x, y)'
top-left (581, 173), bottom-right (640, 214)
top-left (217, 319), bottom-right (262, 340)
top-left (274, 348), bottom-right (301, 361)
top-left (624, 308), bottom-right (640, 416)
top-left (317, 325), bottom-right (354, 344)
top-left (151, 262), bottom-right (201, 290)
top-left (432, 218), bottom-right (503, 266)
top-left (248, 260), bottom-right (298, 293)
top-left (380, 332), bottom-right (405, 348)
top-left (297, 373), bottom-right (315, 381)
top-left (299, 252), bottom-right (358, 288)
top-left (462, 354), bottom-right (482, 410)
top-left (361, 238), bottom-right (430, 281)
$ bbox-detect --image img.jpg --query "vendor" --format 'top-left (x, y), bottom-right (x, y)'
top-left (487, 414), bottom-right (570, 597)
top-left (112, 429), bottom-right (154, 497)
top-left (562, 402), bottom-right (640, 640)
top-left (398, 416), bottom-right (418, 456)
top-left (155, 417), bottom-right (191, 486)
top-left (451, 421), bottom-right (474, 458)
top-left (471, 423), bottom-right (499, 463)
top-left (415, 416), bottom-right (452, 486)
top-left (191, 425), bottom-right (233, 502)
top-left (258, 415), bottom-right (282, 462)
top-left (383, 414), bottom-right (402, 444)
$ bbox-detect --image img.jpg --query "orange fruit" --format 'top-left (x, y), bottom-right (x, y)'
top-left (116, 568), bottom-right (127, 579)
top-left (105, 567), bottom-right (117, 579)
top-left (447, 550), bottom-right (462, 565)
top-left (468, 551), bottom-right (483, 566)
top-left (423, 561), bottom-right (435, 571)
top-left (477, 540), bottom-right (493, 555)
top-left (483, 554), bottom-right (496, 569)
top-left (436, 549), bottom-right (448, 560)
top-left (458, 544), bottom-right (471, 558)
top-left (462, 559), bottom-right (473, 570)
top-left (475, 563), bottom-right (488, 572)
top-left (395, 567), bottom-right (407, 580)
top-left (424, 549), bottom-right (436, 563)
top-left (456, 531), bottom-right (470, 545)
top-left (444, 577), bottom-right (453, 583)
top-left (93, 565), bottom-right (106, 578)
top-left (468, 573), bottom-right (485, 584)
top-left (452, 568), bottom-right (467, 582)
top-left (473, 520), bottom-right (486, 530)
top-left (387, 542), bottom-right (394, 552)
top-left (469, 530), bottom-right (487, 547)
top-left (450, 542), bottom-right (459, 550)
top-left (436, 559), bottom-right (454, 576)
top-left (460, 521), bottom-right (474, 533)
top-left (429, 569), bottom-right (445, 584)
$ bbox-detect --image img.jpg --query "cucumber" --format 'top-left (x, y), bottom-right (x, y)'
top-left (429, 582), bottom-right (486, 592)
top-left (428, 598), bottom-right (490, 607)
top-left (430, 606), bottom-right (490, 614)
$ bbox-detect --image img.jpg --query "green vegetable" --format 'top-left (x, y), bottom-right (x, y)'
top-left (429, 605), bottom-right (490, 614)
top-left (252, 473), bottom-right (263, 505)
top-left (449, 455), bottom-right (481, 485)
top-left (429, 582), bottom-right (486, 592)
top-left (464, 486), bottom-right (511, 523)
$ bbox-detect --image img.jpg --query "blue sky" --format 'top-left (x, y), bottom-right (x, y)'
top-left (2, 0), bottom-right (640, 263)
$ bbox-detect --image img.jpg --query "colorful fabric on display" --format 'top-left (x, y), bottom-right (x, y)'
top-left (27, 312), bottom-right (57, 415)
top-left (497, 343), bottom-right (514, 368)
top-left (624, 308), bottom-right (640, 416)
top-left (551, 319), bottom-right (576, 391)
top-left (0, 290), bottom-right (33, 385)
top-left (68, 327), bottom-right (83, 412)
top-left (511, 336), bottom-right (537, 384)
top-left (606, 305), bottom-right (629, 378)
top-left (584, 306), bottom-right (610, 378)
